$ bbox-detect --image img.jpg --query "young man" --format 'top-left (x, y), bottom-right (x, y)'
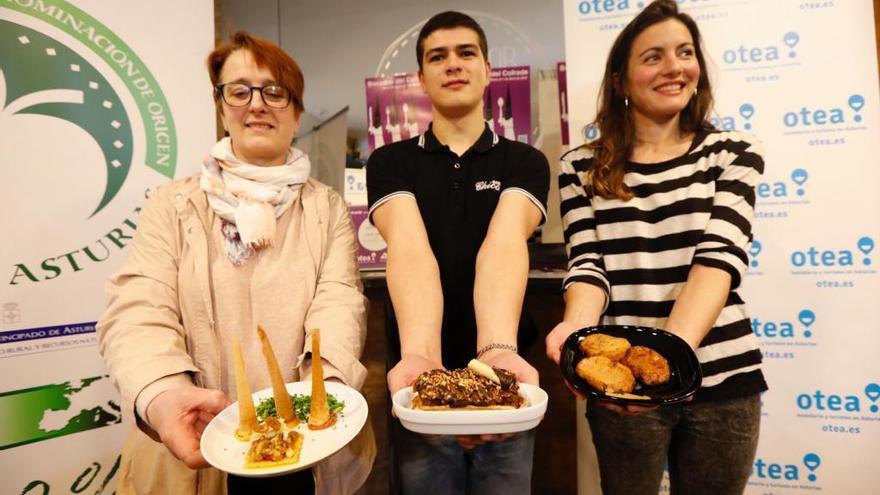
top-left (367, 11), bottom-right (549, 495)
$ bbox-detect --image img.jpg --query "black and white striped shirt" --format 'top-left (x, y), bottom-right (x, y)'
top-left (559, 129), bottom-right (767, 401)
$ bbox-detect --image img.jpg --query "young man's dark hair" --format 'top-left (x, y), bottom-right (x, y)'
top-left (415, 11), bottom-right (489, 71)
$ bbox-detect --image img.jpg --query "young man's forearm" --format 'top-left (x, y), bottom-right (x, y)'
top-left (473, 194), bottom-right (543, 354)
top-left (386, 246), bottom-right (444, 360)
top-left (473, 238), bottom-right (529, 351)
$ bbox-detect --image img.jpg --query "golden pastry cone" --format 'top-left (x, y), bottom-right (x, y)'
top-left (232, 336), bottom-right (258, 440)
top-left (308, 329), bottom-right (334, 429)
top-left (257, 325), bottom-right (296, 425)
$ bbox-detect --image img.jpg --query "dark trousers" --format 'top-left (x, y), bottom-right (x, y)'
top-left (587, 394), bottom-right (761, 495)
top-left (227, 469), bottom-right (315, 494)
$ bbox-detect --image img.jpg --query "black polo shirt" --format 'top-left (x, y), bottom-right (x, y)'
top-left (367, 124), bottom-right (549, 368)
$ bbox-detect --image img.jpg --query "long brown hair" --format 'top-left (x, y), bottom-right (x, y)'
top-left (585, 0), bottom-right (714, 200)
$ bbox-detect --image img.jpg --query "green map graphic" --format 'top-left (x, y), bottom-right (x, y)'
top-left (0, 19), bottom-right (132, 216)
top-left (0, 376), bottom-right (122, 450)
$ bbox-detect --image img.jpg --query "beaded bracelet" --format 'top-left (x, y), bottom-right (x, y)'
top-left (476, 342), bottom-right (518, 358)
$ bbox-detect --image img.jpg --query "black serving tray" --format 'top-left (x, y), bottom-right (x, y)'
top-left (560, 325), bottom-right (702, 406)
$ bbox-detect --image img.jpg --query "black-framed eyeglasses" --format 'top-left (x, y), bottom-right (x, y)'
top-left (215, 82), bottom-right (292, 109)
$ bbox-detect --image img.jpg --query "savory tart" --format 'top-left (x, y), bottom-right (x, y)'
top-left (244, 416), bottom-right (304, 468)
top-left (231, 325), bottom-right (304, 469)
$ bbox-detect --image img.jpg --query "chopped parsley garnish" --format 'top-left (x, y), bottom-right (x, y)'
top-left (256, 393), bottom-right (345, 421)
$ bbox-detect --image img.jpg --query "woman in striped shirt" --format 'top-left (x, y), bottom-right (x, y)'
top-left (546, 1), bottom-right (767, 494)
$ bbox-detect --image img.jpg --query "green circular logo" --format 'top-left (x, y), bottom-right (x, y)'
top-left (2, 0), bottom-right (179, 285)
top-left (2, 19), bottom-right (133, 215)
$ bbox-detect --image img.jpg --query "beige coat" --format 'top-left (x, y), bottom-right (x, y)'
top-left (97, 176), bottom-right (375, 495)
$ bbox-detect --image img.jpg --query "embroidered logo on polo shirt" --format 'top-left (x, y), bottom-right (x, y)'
top-left (475, 180), bottom-right (501, 191)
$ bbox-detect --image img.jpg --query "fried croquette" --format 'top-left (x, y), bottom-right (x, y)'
top-left (579, 333), bottom-right (631, 362)
top-left (622, 345), bottom-right (671, 386)
top-left (575, 355), bottom-right (636, 393)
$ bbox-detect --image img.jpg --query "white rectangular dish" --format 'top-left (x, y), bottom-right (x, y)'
top-left (391, 383), bottom-right (548, 435)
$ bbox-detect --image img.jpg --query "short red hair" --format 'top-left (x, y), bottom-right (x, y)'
top-left (207, 31), bottom-right (304, 115)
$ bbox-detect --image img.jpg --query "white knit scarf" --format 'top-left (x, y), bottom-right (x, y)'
top-left (200, 137), bottom-right (311, 265)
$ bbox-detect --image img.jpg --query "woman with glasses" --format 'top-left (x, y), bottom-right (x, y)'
top-left (97, 32), bottom-right (374, 495)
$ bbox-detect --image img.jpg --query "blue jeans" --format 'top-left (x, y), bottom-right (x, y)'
top-left (393, 420), bottom-right (536, 495)
top-left (587, 394), bottom-right (761, 495)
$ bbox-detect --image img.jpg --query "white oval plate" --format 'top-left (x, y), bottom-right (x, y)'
top-left (200, 381), bottom-right (368, 477)
top-left (391, 383), bottom-right (548, 435)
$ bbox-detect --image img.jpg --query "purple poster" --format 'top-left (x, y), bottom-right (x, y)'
top-left (364, 74), bottom-right (432, 153)
top-left (557, 62), bottom-right (569, 146)
top-left (365, 66), bottom-right (533, 152)
top-left (484, 66), bottom-right (531, 144)
top-left (349, 205), bottom-right (387, 270)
